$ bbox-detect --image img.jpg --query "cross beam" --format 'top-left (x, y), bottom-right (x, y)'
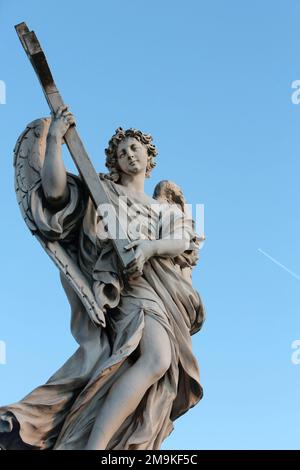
top-left (15, 22), bottom-right (135, 272)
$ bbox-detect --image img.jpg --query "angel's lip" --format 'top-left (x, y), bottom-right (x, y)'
top-left (129, 160), bottom-right (138, 165)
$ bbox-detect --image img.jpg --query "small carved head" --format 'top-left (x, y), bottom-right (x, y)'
top-left (105, 127), bottom-right (157, 182)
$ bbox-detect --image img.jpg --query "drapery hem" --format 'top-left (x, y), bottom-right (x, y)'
top-left (0, 305), bottom-right (203, 450)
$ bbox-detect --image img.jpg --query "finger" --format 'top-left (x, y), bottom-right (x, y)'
top-left (126, 253), bottom-right (142, 268)
top-left (66, 116), bottom-right (76, 125)
top-left (129, 268), bottom-right (143, 279)
top-left (124, 240), bottom-right (139, 250)
top-left (62, 110), bottom-right (73, 118)
top-left (125, 261), bottom-right (135, 269)
top-left (62, 117), bottom-right (74, 125)
top-left (56, 105), bottom-right (69, 118)
top-left (125, 263), bottom-right (138, 273)
top-left (65, 113), bottom-right (75, 121)
top-left (125, 264), bottom-right (141, 276)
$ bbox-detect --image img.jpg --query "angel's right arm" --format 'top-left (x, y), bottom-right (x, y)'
top-left (41, 106), bottom-right (75, 210)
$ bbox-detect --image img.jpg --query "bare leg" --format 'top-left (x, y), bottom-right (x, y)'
top-left (85, 316), bottom-right (171, 450)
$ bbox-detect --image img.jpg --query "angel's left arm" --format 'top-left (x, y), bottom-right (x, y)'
top-left (123, 238), bottom-right (189, 278)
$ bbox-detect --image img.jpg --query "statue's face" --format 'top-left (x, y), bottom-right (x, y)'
top-left (116, 137), bottom-right (148, 177)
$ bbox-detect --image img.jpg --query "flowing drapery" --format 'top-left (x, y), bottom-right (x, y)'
top-left (0, 176), bottom-right (204, 450)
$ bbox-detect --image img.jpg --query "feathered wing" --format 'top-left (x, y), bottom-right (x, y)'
top-left (13, 118), bottom-right (105, 327)
top-left (153, 179), bottom-right (202, 270)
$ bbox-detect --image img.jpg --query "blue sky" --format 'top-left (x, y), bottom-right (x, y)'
top-left (0, 0), bottom-right (300, 450)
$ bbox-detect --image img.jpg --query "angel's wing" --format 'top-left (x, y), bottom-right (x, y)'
top-left (14, 118), bottom-right (50, 232)
top-left (153, 179), bottom-right (201, 269)
top-left (153, 179), bottom-right (186, 211)
top-left (13, 118), bottom-right (105, 327)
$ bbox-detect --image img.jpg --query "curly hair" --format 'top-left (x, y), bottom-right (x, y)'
top-left (104, 127), bottom-right (157, 182)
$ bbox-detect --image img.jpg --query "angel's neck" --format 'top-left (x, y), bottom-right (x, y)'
top-left (119, 173), bottom-right (145, 193)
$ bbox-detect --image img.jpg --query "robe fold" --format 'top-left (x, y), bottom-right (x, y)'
top-left (0, 175), bottom-right (204, 450)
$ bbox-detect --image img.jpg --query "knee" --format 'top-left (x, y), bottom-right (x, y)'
top-left (139, 350), bottom-right (172, 383)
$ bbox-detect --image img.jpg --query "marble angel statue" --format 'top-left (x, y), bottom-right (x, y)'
top-left (0, 106), bottom-right (205, 450)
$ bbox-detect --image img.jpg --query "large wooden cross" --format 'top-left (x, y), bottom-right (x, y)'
top-left (15, 22), bottom-right (135, 272)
